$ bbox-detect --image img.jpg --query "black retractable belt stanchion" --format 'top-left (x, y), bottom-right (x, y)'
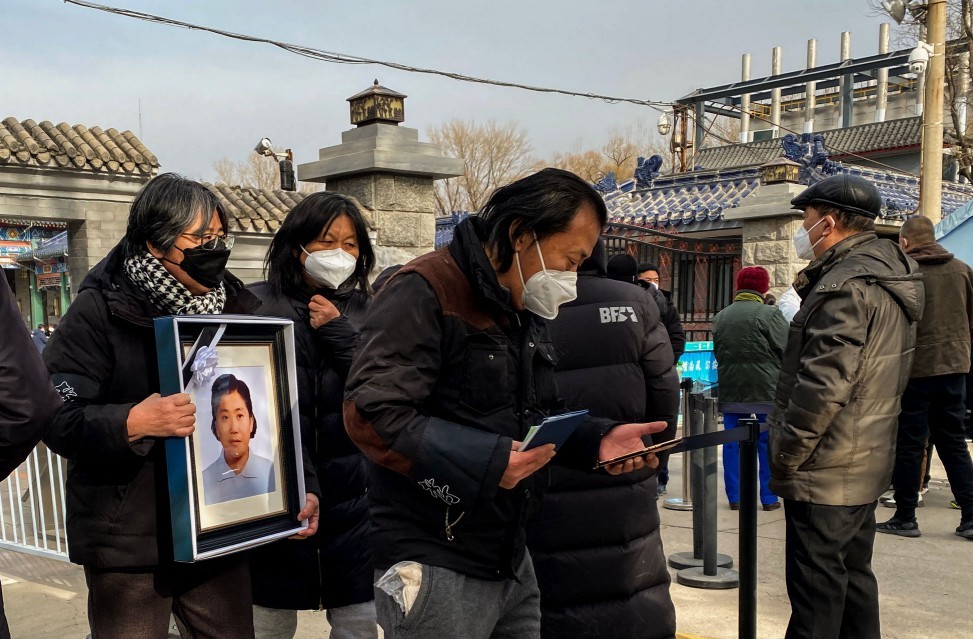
top-left (664, 378), bottom-right (694, 512)
top-left (668, 393), bottom-right (732, 570)
top-left (675, 397), bottom-right (739, 588)
top-left (738, 417), bottom-right (760, 639)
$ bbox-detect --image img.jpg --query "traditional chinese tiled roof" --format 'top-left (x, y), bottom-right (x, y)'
top-left (435, 212), bottom-right (468, 249)
top-left (204, 183), bottom-right (306, 234)
top-left (603, 163), bottom-right (973, 229)
top-left (835, 165), bottom-right (973, 219)
top-left (0, 117), bottom-right (159, 175)
top-left (605, 168), bottom-right (762, 229)
top-left (434, 161), bottom-right (973, 247)
top-left (696, 117), bottom-right (923, 171)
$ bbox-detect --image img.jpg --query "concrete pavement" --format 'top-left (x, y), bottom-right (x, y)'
top-left (661, 448), bottom-right (973, 639)
top-left (1, 450), bottom-right (971, 638)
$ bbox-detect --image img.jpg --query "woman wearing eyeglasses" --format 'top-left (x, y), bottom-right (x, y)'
top-left (247, 192), bottom-right (377, 639)
top-left (43, 173), bottom-right (320, 639)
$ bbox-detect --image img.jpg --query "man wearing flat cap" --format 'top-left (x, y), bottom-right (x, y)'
top-left (768, 174), bottom-right (924, 639)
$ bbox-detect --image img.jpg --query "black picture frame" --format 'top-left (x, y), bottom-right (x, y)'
top-left (155, 315), bottom-right (306, 562)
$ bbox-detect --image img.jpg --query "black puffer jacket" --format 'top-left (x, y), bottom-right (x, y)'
top-left (652, 288), bottom-right (686, 362)
top-left (42, 245), bottom-right (269, 568)
top-left (344, 218), bottom-right (614, 580)
top-left (0, 277), bottom-right (61, 480)
top-left (247, 282), bottom-right (373, 610)
top-left (769, 233), bottom-right (923, 506)
top-left (527, 257), bottom-right (679, 639)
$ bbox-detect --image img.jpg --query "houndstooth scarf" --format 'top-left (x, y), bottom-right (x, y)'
top-left (124, 251), bottom-right (227, 315)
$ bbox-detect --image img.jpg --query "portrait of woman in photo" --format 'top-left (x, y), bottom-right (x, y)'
top-left (202, 373), bottom-right (276, 505)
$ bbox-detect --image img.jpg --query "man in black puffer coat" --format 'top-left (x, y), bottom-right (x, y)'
top-left (527, 240), bottom-right (679, 639)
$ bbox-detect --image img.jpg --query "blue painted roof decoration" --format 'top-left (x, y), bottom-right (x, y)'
top-left (782, 135), bottom-right (804, 162)
top-left (435, 211), bottom-right (468, 249)
top-left (435, 131), bottom-right (973, 246)
top-left (781, 133), bottom-right (840, 183)
top-left (598, 160), bottom-right (973, 231)
top-left (593, 172), bottom-right (617, 193)
top-left (603, 166), bottom-right (764, 230)
top-left (634, 155), bottom-right (664, 189)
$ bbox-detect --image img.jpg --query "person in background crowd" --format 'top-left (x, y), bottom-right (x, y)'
top-left (344, 168), bottom-right (668, 639)
top-left (769, 174), bottom-right (922, 639)
top-left (527, 239), bottom-right (679, 639)
top-left (777, 285), bottom-right (802, 323)
top-left (712, 266), bottom-right (786, 511)
top-left (248, 192), bottom-right (377, 639)
top-left (637, 262), bottom-right (686, 362)
top-left (43, 173), bottom-right (320, 639)
top-left (0, 278), bottom-right (62, 639)
top-left (636, 261), bottom-right (686, 496)
top-left (967, 350), bottom-right (973, 441)
top-left (30, 323), bottom-right (48, 353)
top-left (764, 293), bottom-right (777, 306)
top-left (877, 215), bottom-right (973, 540)
top-left (605, 252), bottom-right (638, 284)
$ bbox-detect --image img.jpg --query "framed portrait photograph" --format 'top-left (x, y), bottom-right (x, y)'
top-left (155, 315), bottom-right (306, 562)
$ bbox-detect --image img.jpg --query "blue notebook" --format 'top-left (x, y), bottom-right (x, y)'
top-left (518, 410), bottom-right (589, 452)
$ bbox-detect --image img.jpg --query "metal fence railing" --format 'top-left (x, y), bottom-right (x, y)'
top-left (0, 444), bottom-right (69, 561)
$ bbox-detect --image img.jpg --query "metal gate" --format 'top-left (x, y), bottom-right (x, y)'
top-left (0, 445), bottom-right (69, 560)
top-left (604, 223), bottom-right (742, 341)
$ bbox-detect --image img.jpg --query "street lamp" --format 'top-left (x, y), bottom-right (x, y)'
top-left (657, 112), bottom-right (672, 137)
top-left (253, 138), bottom-right (296, 192)
top-left (882, 0), bottom-right (909, 24)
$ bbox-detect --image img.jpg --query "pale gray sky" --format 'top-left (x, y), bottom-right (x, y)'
top-left (3, 1), bottom-right (896, 181)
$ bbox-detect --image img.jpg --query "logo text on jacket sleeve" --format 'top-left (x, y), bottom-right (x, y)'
top-left (418, 478), bottom-right (460, 505)
top-left (599, 306), bottom-right (639, 323)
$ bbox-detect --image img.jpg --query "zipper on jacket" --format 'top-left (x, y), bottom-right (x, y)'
top-left (444, 506), bottom-right (465, 542)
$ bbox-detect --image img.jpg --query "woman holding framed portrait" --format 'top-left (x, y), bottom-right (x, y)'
top-left (248, 192), bottom-right (377, 639)
top-left (42, 173), bottom-right (320, 639)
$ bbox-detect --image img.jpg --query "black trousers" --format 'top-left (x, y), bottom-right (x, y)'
top-left (84, 555), bottom-right (254, 639)
top-left (892, 374), bottom-right (973, 521)
top-left (0, 584), bottom-right (10, 639)
top-left (783, 500), bottom-right (880, 639)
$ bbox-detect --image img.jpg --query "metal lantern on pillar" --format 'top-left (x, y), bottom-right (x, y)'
top-left (348, 80), bottom-right (407, 127)
top-left (760, 157), bottom-right (802, 185)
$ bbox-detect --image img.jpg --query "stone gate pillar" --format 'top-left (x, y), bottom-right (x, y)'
top-left (297, 81), bottom-right (464, 259)
top-left (724, 160), bottom-right (809, 298)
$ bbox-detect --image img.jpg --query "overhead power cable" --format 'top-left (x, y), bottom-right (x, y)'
top-left (62, 0), bottom-right (672, 111)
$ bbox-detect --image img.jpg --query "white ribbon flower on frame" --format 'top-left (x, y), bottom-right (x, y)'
top-left (189, 345), bottom-right (220, 390)
top-left (185, 324), bottom-right (228, 392)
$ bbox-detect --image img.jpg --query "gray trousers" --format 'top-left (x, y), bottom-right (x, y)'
top-left (252, 602), bottom-right (378, 639)
top-left (374, 553), bottom-right (540, 639)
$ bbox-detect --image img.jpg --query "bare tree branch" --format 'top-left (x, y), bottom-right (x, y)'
top-left (544, 119), bottom-right (672, 181)
top-left (428, 120), bottom-right (534, 215)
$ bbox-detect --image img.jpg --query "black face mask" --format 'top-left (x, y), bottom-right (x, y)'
top-left (168, 245), bottom-right (231, 289)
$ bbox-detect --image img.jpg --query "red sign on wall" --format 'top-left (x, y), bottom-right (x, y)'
top-left (36, 273), bottom-right (62, 288)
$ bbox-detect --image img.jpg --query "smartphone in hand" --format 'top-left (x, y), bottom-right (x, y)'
top-left (592, 437), bottom-right (685, 470)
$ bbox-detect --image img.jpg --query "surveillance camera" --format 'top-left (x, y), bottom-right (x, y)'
top-left (908, 41), bottom-right (932, 75)
top-left (254, 137), bottom-right (273, 156)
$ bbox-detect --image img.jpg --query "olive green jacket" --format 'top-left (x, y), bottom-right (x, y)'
top-left (712, 292), bottom-right (788, 404)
